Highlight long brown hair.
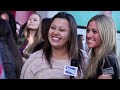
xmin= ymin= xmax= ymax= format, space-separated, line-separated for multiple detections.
xmin=42 ymin=12 xmax=85 ymax=74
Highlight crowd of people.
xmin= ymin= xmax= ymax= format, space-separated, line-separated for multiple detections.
xmin=0 ymin=11 xmax=119 ymax=79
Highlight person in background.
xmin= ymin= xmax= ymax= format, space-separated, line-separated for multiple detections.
xmin=16 ymin=21 xmax=21 ymax=38
xmin=77 ymin=35 xmax=84 ymax=50
xmin=17 ymin=12 xmax=43 ymax=63
xmin=32 ymin=18 xmax=51 ymax=53
xmin=20 ymin=12 xmax=88 ymax=79
xmin=84 ymin=14 xmax=119 ymax=79
xmin=0 ymin=11 xmax=18 ymax=44
xmin=0 ymin=19 xmax=23 ymax=79
xmin=41 ymin=18 xmax=51 ymax=41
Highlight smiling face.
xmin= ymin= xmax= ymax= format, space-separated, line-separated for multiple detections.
xmin=86 ymin=21 xmax=102 ymax=50
xmin=27 ymin=14 xmax=41 ymax=30
xmin=48 ymin=18 xmax=70 ymax=49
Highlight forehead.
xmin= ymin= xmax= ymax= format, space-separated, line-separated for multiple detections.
xmin=29 ymin=14 xmax=40 ymax=19
xmin=52 ymin=18 xmax=69 ymax=26
xmin=89 ymin=21 xmax=96 ymax=25
xmin=88 ymin=21 xmax=97 ymax=28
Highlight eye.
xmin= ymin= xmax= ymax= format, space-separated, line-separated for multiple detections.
xmin=50 ymin=26 xmax=55 ymax=30
xmin=34 ymin=19 xmax=37 ymax=21
xmin=86 ymin=29 xmax=90 ymax=33
xmin=93 ymin=29 xmax=98 ymax=34
xmin=59 ymin=29 xmax=65 ymax=31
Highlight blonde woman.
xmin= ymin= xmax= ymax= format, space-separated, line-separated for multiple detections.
xmin=84 ymin=15 xmax=119 ymax=79
xmin=18 ymin=12 xmax=43 ymax=62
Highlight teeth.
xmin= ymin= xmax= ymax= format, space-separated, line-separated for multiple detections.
xmin=52 ymin=37 xmax=59 ymax=41
xmin=88 ymin=40 xmax=95 ymax=42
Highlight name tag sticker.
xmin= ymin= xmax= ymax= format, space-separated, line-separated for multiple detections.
xmin=64 ymin=65 xmax=78 ymax=76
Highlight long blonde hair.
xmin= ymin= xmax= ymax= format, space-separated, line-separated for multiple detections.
xmin=23 ymin=12 xmax=43 ymax=54
xmin=84 ymin=15 xmax=117 ymax=78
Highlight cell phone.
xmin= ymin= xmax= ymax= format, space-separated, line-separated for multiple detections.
xmin=102 ymin=67 xmax=114 ymax=75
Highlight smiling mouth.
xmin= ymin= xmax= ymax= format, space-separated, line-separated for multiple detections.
xmin=52 ymin=36 xmax=60 ymax=42
xmin=87 ymin=40 xmax=95 ymax=44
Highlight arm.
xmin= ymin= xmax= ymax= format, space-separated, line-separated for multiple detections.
xmin=97 ymin=54 xmax=119 ymax=79
xmin=20 ymin=50 xmax=43 ymax=79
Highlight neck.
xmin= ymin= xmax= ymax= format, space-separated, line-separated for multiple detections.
xmin=28 ymin=30 xmax=36 ymax=44
xmin=52 ymin=47 xmax=69 ymax=60
xmin=94 ymin=47 xmax=100 ymax=56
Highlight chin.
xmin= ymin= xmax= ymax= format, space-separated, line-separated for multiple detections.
xmin=50 ymin=43 xmax=60 ymax=48
xmin=51 ymin=44 xmax=59 ymax=47
xmin=88 ymin=45 xmax=94 ymax=48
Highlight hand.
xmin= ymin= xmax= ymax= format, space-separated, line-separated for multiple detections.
xmin=98 ymin=74 xmax=112 ymax=79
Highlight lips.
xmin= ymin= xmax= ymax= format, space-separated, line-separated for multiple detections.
xmin=29 ymin=24 xmax=34 ymax=26
xmin=87 ymin=39 xmax=95 ymax=44
xmin=52 ymin=36 xmax=60 ymax=42
xmin=87 ymin=40 xmax=95 ymax=42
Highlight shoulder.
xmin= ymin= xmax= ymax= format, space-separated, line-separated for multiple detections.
xmin=29 ymin=50 xmax=43 ymax=59
xmin=17 ymin=36 xmax=26 ymax=48
xmin=25 ymin=50 xmax=44 ymax=65
xmin=20 ymin=50 xmax=45 ymax=79
xmin=33 ymin=41 xmax=45 ymax=53
xmin=104 ymin=52 xmax=118 ymax=68
xmin=18 ymin=36 xmax=26 ymax=43
xmin=101 ymin=52 xmax=119 ymax=79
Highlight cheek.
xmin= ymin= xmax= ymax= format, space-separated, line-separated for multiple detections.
xmin=27 ymin=22 xmax=29 ymax=26
xmin=97 ymin=38 xmax=102 ymax=45
xmin=35 ymin=23 xmax=40 ymax=28
xmin=95 ymin=35 xmax=102 ymax=46
xmin=62 ymin=33 xmax=69 ymax=42
xmin=48 ymin=29 xmax=52 ymax=36
xmin=96 ymin=34 xmax=101 ymax=42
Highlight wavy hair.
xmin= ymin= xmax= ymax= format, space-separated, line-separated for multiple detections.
xmin=84 ymin=14 xmax=118 ymax=78
xmin=23 ymin=12 xmax=43 ymax=54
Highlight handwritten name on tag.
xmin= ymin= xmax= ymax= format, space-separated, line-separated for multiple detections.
xmin=64 ymin=65 xmax=78 ymax=76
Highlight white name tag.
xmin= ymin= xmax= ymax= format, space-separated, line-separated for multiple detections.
xmin=64 ymin=65 xmax=78 ymax=76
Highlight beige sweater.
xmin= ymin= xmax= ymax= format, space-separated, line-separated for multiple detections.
xmin=20 ymin=50 xmax=88 ymax=79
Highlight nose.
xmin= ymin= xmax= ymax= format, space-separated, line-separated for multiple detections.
xmin=30 ymin=19 xmax=34 ymax=23
xmin=53 ymin=29 xmax=59 ymax=35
